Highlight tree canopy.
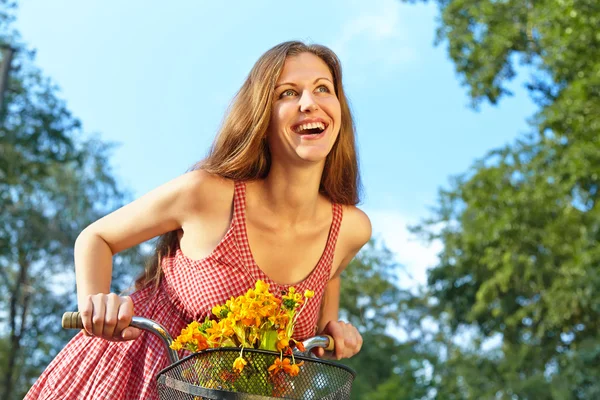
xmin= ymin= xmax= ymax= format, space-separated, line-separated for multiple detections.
xmin=402 ymin=0 xmax=600 ymax=397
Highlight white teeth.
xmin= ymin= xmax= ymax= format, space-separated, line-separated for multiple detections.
xmin=295 ymin=122 xmax=326 ymax=133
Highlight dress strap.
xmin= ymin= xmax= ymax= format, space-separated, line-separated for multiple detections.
xmin=232 ymin=181 xmax=256 ymax=267
xmin=232 ymin=181 xmax=247 ymax=225
xmin=320 ymin=203 xmax=343 ymax=271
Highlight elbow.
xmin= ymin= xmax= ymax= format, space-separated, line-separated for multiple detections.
xmin=75 ymin=226 xmax=116 ymax=256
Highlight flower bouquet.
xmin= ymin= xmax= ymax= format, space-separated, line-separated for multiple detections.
xmin=168 ymin=280 xmax=315 ymax=397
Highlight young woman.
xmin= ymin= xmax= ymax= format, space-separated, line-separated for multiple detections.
xmin=26 ymin=40 xmax=371 ymax=400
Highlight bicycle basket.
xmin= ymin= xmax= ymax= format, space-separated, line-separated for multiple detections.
xmin=156 ymin=347 xmax=355 ymax=400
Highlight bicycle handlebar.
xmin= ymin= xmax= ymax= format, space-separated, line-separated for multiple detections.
xmin=63 ymin=312 xmax=180 ymax=363
xmin=62 ymin=311 xmax=335 ymax=365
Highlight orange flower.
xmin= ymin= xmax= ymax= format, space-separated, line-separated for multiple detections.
xmin=291 ymin=339 xmax=305 ymax=353
xmin=288 ymin=361 xmax=304 ymax=377
xmin=268 ymin=357 xmax=294 ymax=375
xmin=233 ymin=356 xmax=247 ymax=373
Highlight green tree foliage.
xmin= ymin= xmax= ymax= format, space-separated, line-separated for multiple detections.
xmin=403 ymin=0 xmax=600 ymax=398
xmin=339 ymin=241 xmax=435 ymax=399
xmin=0 ymin=3 xmax=145 ymax=398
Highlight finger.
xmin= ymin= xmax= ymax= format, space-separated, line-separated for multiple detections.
xmin=115 ymin=296 xmax=133 ymax=338
xmin=103 ymin=293 xmax=119 ymax=338
xmin=355 ymin=329 xmax=363 ymax=354
xmin=80 ymin=295 xmax=94 ymax=336
xmin=91 ymin=294 xmax=106 ymax=337
xmin=330 ymin=323 xmax=345 ymax=360
xmin=121 ymin=327 xmax=142 ymax=341
xmin=344 ymin=325 xmax=357 ymax=352
xmin=344 ymin=325 xmax=361 ymax=357
xmin=345 ymin=325 xmax=361 ymax=357
xmin=313 ymin=347 xmax=324 ymax=358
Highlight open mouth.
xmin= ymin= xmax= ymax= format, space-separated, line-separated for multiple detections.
xmin=292 ymin=121 xmax=328 ymax=135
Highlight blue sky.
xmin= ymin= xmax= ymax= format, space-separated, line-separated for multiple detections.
xmin=16 ymin=0 xmax=536 ymax=286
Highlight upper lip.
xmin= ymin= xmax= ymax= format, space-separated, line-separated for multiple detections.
xmin=291 ymin=118 xmax=329 ymax=132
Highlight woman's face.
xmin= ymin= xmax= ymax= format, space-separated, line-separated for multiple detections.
xmin=267 ymin=52 xmax=341 ymax=165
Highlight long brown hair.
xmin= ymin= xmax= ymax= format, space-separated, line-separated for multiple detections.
xmin=135 ymin=41 xmax=362 ymax=290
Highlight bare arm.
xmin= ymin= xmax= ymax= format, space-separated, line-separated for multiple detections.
xmin=316 ymin=206 xmax=371 ymax=359
xmin=75 ymin=170 xmax=218 ymax=339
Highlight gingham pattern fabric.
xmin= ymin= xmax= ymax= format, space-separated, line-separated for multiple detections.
xmin=25 ymin=181 xmax=343 ymax=400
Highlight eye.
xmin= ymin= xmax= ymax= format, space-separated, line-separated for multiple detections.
xmin=316 ymin=85 xmax=331 ymax=93
xmin=279 ymin=89 xmax=297 ymax=98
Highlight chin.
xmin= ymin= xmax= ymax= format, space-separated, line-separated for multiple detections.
xmin=296 ymin=151 xmax=330 ymax=163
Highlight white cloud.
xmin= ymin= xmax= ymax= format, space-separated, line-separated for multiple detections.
xmin=332 ymin=0 xmax=417 ymax=70
xmin=367 ymin=209 xmax=442 ymax=288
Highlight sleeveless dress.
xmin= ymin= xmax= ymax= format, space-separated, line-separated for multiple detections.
xmin=25 ymin=181 xmax=343 ymax=400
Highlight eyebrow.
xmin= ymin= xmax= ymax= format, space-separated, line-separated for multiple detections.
xmin=275 ymin=77 xmax=333 ymax=89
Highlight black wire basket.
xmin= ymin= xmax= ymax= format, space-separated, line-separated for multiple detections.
xmin=156 ymin=348 xmax=355 ymax=400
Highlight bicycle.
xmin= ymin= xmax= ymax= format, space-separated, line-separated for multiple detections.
xmin=62 ymin=312 xmax=355 ymax=399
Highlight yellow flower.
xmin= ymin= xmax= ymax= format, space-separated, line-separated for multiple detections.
xmin=304 ymin=289 xmax=314 ymax=298
xmin=233 ymin=356 xmax=247 ymax=373
xmin=255 ymin=280 xmax=270 ymax=294
xmin=212 ymin=305 xmax=222 ymax=317
xmin=268 ymin=313 xmax=289 ymax=328
xmin=170 ymin=340 xmax=182 ymax=351
xmin=181 ymin=330 xmax=194 ymax=344
xmin=276 ymin=337 xmax=289 ymax=351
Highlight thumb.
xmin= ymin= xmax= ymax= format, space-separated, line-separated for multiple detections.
xmin=121 ymin=327 xmax=142 ymax=341
xmin=313 ymin=347 xmax=325 ymax=357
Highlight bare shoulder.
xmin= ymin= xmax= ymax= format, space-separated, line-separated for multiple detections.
xmin=175 ymin=169 xmax=234 ymax=213
xmin=331 ymin=205 xmax=371 ymax=275
xmin=340 ymin=205 xmax=372 ymax=249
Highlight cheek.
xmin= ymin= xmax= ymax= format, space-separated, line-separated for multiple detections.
xmin=269 ymin=104 xmax=290 ymax=132
xmin=266 ymin=109 xmax=282 ymax=138
xmin=326 ymin=101 xmax=342 ymax=132
xmin=323 ymin=98 xmax=341 ymax=117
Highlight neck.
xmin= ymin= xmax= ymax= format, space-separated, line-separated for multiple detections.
xmin=258 ymin=161 xmax=325 ymax=222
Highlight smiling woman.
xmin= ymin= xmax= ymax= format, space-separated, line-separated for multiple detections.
xmin=25 ymin=41 xmax=371 ymax=400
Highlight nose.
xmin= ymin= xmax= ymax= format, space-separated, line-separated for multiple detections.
xmin=299 ymin=90 xmax=318 ymax=113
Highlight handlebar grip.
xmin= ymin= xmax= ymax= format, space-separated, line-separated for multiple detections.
xmin=62 ymin=312 xmax=84 ymax=330
xmin=61 ymin=311 xmax=179 ymax=364
xmin=323 ymin=334 xmax=335 ymax=352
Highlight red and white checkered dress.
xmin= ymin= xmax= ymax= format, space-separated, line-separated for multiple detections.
xmin=25 ymin=181 xmax=343 ymax=400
